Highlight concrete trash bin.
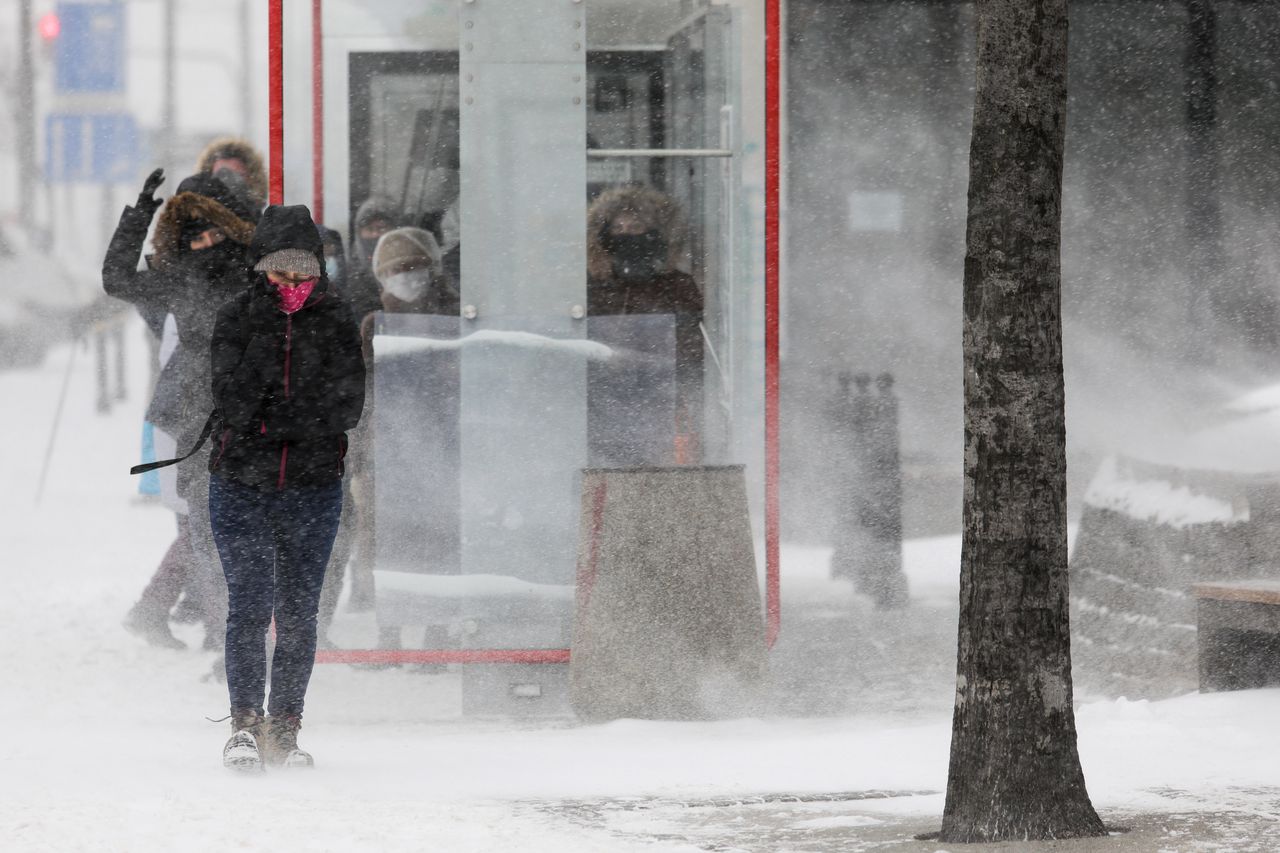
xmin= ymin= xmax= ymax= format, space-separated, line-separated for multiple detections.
xmin=570 ymin=465 xmax=768 ymax=721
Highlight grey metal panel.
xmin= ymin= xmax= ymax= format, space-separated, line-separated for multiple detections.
xmin=459 ymin=72 xmax=586 ymax=315
xmin=461 ymin=0 xmax=585 ymax=65
xmin=459 ymin=0 xmax=588 ymax=634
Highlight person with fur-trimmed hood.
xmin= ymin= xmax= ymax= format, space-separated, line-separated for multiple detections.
xmin=195 ymin=136 xmax=268 ymax=211
xmin=587 ymin=185 xmax=705 ymax=462
xmin=208 ymin=204 xmax=365 ymax=771
xmin=103 ymin=168 xmax=259 ymax=650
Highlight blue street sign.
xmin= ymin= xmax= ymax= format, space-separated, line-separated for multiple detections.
xmin=45 ymin=113 xmax=141 ymax=183
xmin=55 ymin=2 xmax=126 ymax=95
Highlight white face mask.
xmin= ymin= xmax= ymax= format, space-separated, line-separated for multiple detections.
xmin=382 ymin=269 xmax=432 ymax=302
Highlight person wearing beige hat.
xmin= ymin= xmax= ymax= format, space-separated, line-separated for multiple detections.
xmin=371 ymin=226 xmax=458 ymax=316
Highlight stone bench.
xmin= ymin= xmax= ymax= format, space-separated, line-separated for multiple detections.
xmin=1193 ymin=580 xmax=1280 ymax=692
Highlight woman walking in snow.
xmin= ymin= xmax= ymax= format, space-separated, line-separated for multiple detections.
xmin=208 ymin=204 xmax=365 ymax=770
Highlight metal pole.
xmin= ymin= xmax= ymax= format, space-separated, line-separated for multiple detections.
xmin=312 ymin=0 xmax=324 ymax=223
xmin=161 ymin=0 xmax=176 ymax=170
xmin=587 ymin=148 xmax=733 ymax=158
xmin=17 ymin=0 xmax=36 ymax=229
xmin=240 ymin=0 xmax=253 ymax=137
xmin=1186 ymin=0 xmax=1221 ymax=336
xmin=764 ymin=0 xmax=781 ymax=648
xmin=314 ymin=649 xmax=571 ymax=665
xmin=35 ymin=341 xmax=79 ymax=505
xmin=268 ymin=0 xmax=284 ymax=205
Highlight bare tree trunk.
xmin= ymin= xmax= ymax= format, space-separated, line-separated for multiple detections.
xmin=939 ymin=0 xmax=1106 ymax=842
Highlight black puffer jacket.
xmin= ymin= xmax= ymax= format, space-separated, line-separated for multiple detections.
xmin=102 ymin=174 xmax=258 ymax=449
xmin=208 ymin=205 xmax=366 ymax=491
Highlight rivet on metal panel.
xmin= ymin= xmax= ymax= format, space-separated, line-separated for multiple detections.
xmin=465 ymin=96 xmax=474 ymax=105
xmin=465 ymin=42 xmax=473 ymax=51
xmin=465 ymin=20 xmax=473 ymax=29
xmin=572 ymin=42 xmax=581 ymax=51
xmin=572 ymin=96 xmax=581 ymax=105
xmin=570 ymin=304 xmax=586 ymax=320
xmin=574 ymin=20 xmax=582 ymax=29
xmin=573 ymin=74 xmax=581 ymax=83
xmin=465 ymin=73 xmax=474 ymax=82
xmin=463 ymin=304 xmax=478 ymax=320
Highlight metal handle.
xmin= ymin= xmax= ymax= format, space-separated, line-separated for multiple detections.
xmin=587 ymin=148 xmax=733 ymax=159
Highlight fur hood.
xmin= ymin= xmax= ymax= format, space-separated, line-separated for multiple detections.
xmin=151 ymin=191 xmax=257 ymax=269
xmin=587 ymin=185 xmax=688 ymax=281
xmin=195 ymin=136 xmax=268 ymax=207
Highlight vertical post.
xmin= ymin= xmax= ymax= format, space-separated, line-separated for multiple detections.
xmin=17 ymin=0 xmax=36 ymax=230
xmin=764 ymin=0 xmax=782 ymax=647
xmin=240 ymin=0 xmax=253 ymax=137
xmin=459 ymin=0 xmax=587 ymax=586
xmin=1185 ymin=0 xmax=1220 ymax=333
xmin=114 ymin=321 xmax=127 ymax=401
xmin=268 ymin=0 xmax=285 ymax=205
xmin=161 ymin=0 xmax=176 ymax=170
xmin=312 ymin=0 xmax=324 ymax=224
xmin=95 ymin=328 xmax=109 ymax=413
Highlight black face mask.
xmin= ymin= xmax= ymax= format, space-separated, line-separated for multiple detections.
xmin=184 ymin=240 xmax=243 ymax=280
xmin=603 ymin=230 xmax=666 ymax=282
xmin=357 ymin=237 xmax=379 ymax=262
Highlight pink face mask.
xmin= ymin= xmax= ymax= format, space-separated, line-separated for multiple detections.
xmin=275 ymin=278 xmax=316 ymax=314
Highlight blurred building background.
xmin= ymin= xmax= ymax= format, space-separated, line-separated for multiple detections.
xmin=3 ymin=0 xmax=1280 ymax=543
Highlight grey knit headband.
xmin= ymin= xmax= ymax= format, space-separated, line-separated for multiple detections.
xmin=254 ymin=248 xmax=320 ymax=278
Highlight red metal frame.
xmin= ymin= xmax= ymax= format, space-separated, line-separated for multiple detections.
xmin=764 ymin=0 xmax=782 ymax=648
xmin=268 ymin=0 xmax=284 ymax=206
xmin=289 ymin=2 xmax=782 ymax=665
xmin=311 ymin=0 xmax=324 ymax=223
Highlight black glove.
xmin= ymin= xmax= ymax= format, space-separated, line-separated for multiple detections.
xmin=137 ymin=168 xmax=165 ymax=216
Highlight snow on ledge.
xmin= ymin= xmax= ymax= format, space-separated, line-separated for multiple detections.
xmin=1084 ymin=455 xmax=1247 ymax=528
xmin=373 ymin=570 xmax=576 ymax=601
xmin=1224 ymin=382 xmax=1280 ymax=415
xmin=374 ymin=330 xmax=614 ymax=362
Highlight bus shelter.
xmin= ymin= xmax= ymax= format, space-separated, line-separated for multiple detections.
xmin=265 ymin=0 xmax=780 ymax=714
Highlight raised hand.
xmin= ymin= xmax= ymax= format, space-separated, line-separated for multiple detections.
xmin=137 ymin=168 xmax=165 ymax=214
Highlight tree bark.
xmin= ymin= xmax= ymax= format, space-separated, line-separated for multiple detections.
xmin=939 ymin=0 xmax=1107 ymax=842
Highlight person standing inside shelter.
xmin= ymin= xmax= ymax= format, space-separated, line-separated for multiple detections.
xmin=209 ymin=204 xmax=365 ymax=771
xmin=586 ymin=186 xmax=705 ymax=464
xmin=344 ymin=195 xmax=399 ymax=320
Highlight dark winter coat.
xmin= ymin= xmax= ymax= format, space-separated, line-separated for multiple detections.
xmin=208 ymin=205 xmax=366 ymax=491
xmin=588 ymin=269 xmax=705 ymax=446
xmin=585 ymin=187 xmax=705 ymax=440
xmin=344 ymin=196 xmax=400 ymax=319
xmin=102 ymin=175 xmax=258 ymax=450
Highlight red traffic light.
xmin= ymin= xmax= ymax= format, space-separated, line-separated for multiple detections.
xmin=38 ymin=12 xmax=61 ymax=42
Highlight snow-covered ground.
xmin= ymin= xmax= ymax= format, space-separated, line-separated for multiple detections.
xmin=4 ymin=319 xmax=1280 ymax=852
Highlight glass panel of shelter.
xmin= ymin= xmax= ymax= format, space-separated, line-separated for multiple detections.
xmin=346 ymin=1 xmax=745 ymax=650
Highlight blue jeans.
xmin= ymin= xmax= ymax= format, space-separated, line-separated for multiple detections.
xmin=209 ymin=474 xmax=344 ymax=717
